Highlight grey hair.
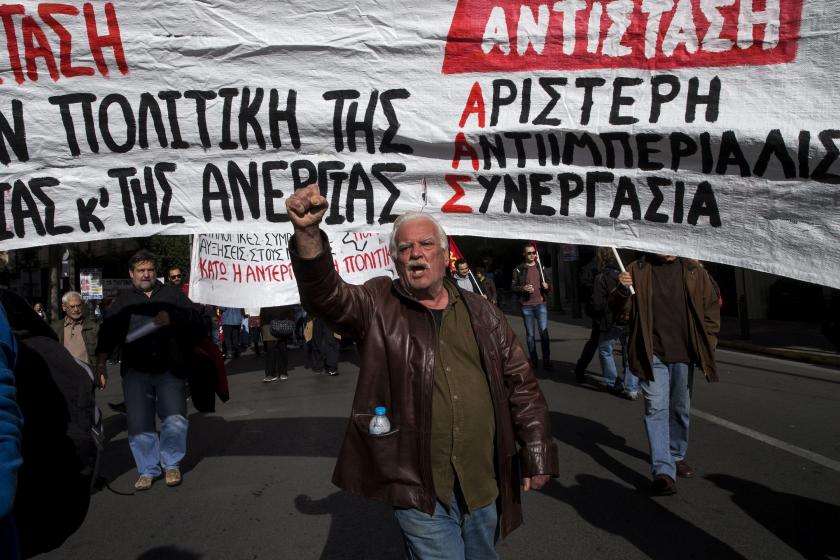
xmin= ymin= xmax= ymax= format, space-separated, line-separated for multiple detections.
xmin=389 ymin=213 xmax=448 ymax=255
xmin=61 ymin=291 xmax=83 ymax=305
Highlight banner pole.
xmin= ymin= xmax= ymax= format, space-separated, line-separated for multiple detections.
xmin=610 ymin=247 xmax=635 ymax=296
xmin=468 ymin=270 xmax=485 ymax=297
xmin=534 ymin=246 xmax=547 ymax=285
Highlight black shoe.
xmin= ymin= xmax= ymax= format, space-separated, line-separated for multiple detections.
xmin=606 ymin=384 xmax=624 ymax=396
xmin=543 ymin=359 xmax=553 ymax=370
xmin=675 ymin=460 xmax=695 ymax=478
xmin=108 ymin=401 xmax=126 ymax=414
xmin=574 ymin=371 xmax=586 ymax=383
xmin=327 ymin=369 xmax=339 ymax=376
xmin=650 ymin=475 xmax=676 ymax=496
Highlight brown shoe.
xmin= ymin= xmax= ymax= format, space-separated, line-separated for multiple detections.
xmin=165 ymin=468 xmax=182 ymax=487
xmin=134 ymin=475 xmax=154 ymax=491
xmin=676 ymin=460 xmax=695 ymax=478
xmin=650 ymin=474 xmax=676 ymax=496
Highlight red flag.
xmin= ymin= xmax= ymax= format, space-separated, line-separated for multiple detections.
xmin=448 ymin=237 xmax=464 ymax=272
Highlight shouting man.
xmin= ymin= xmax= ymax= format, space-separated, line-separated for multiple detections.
xmin=287 ymin=185 xmax=558 ymax=559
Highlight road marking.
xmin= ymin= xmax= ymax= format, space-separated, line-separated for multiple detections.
xmin=693 ymin=409 xmax=840 ymax=473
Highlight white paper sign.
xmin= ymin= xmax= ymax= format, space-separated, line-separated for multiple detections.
xmin=189 ymin=232 xmax=395 ymax=307
xmin=0 ymin=1 xmax=838 ymax=288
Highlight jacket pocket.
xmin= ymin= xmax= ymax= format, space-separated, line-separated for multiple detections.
xmin=346 ymin=413 xmax=423 ymax=488
xmin=352 ymin=413 xmax=399 ymax=438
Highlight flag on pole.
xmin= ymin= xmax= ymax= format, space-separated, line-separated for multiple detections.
xmin=448 ymin=236 xmax=465 ymax=272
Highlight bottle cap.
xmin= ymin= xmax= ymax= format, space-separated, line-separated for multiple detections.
xmin=374 ymin=406 xmax=386 ymax=415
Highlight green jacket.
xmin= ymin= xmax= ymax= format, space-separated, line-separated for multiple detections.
xmin=51 ymin=317 xmax=99 ymax=370
xmin=609 ymin=257 xmax=720 ymax=382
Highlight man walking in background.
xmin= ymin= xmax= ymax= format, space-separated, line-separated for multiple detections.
xmin=453 ymin=258 xmax=480 ymax=294
xmin=612 ymin=254 xmax=720 ymax=495
xmin=511 ymin=243 xmax=552 ymax=370
xmin=52 ymin=292 xmax=99 ymax=372
xmin=220 ymin=307 xmax=244 ymax=359
xmin=96 ymin=250 xmax=202 ymax=491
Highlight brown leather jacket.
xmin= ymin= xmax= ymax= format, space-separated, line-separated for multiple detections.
xmin=291 ymin=235 xmax=559 ymax=539
xmin=609 ymin=257 xmax=721 ymax=382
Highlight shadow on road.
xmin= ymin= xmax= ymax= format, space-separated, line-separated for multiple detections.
xmin=706 ymin=473 xmax=840 ymax=559
xmin=295 ymin=491 xmax=403 ymax=560
xmin=96 ymin=416 xmax=348 ymax=492
xmin=539 ymin=476 xmax=747 ymax=559
xmin=550 ymin=411 xmax=649 ymax=488
xmin=136 ymin=545 xmax=203 ymax=559
xmin=543 ymin=411 xmax=747 ymax=559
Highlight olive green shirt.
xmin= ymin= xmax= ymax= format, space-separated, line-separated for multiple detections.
xmin=430 ymin=282 xmax=497 ymax=511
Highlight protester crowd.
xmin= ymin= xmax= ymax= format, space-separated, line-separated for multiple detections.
xmin=0 ymin=194 xmax=722 ymax=559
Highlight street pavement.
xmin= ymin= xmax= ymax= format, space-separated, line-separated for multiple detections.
xmin=40 ymin=313 xmax=840 ymax=560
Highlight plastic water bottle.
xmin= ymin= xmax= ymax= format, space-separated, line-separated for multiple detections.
xmin=369 ymin=406 xmax=391 ymax=435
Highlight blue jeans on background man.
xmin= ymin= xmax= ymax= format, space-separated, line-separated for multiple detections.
xmin=123 ymin=369 xmax=188 ymax=478
xmin=394 ymin=493 xmax=498 ymax=560
xmin=598 ymin=325 xmax=639 ymax=395
xmin=520 ymin=303 xmax=550 ymax=364
xmin=640 ymin=356 xmax=693 ymax=480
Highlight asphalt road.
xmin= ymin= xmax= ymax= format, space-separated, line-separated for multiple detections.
xmin=39 ymin=313 xmax=840 ymax=560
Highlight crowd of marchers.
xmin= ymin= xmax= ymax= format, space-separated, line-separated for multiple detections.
xmin=0 ymin=183 xmax=720 ymax=559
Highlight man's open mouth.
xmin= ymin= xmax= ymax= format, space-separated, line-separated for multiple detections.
xmin=408 ymin=262 xmax=430 ymax=277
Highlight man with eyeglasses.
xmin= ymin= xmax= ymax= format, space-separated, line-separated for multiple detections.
xmin=52 ymin=291 xmax=99 ymax=372
xmin=167 ymin=267 xmax=183 ymax=285
xmin=511 ymin=244 xmax=552 ymax=370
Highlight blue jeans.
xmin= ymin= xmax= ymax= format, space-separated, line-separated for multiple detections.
xmin=598 ymin=325 xmax=638 ymax=393
xmin=520 ymin=303 xmax=550 ymax=362
xmin=123 ymin=369 xmax=188 ymax=477
xmin=394 ymin=495 xmax=498 ymax=560
xmin=640 ymin=356 xmax=693 ymax=480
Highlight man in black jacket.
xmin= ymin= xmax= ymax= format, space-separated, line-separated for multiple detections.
xmin=96 ymin=250 xmax=201 ymax=491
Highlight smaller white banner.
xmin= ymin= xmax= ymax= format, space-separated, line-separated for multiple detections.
xmin=189 ymin=232 xmax=396 ymax=308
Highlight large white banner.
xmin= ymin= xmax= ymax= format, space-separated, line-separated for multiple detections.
xmin=189 ymin=232 xmax=395 ymax=307
xmin=1 ymin=1 xmax=839 ymax=287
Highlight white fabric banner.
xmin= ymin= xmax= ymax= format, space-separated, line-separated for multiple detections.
xmin=189 ymin=232 xmax=395 ymax=307
xmin=1 ymin=1 xmax=838 ymax=287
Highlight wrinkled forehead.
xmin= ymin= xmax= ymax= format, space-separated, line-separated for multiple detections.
xmin=66 ymin=297 xmax=82 ymax=306
xmin=395 ymin=219 xmax=439 ymax=246
xmin=131 ymin=261 xmax=155 ymax=273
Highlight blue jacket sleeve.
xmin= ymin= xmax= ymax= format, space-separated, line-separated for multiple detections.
xmin=0 ymin=305 xmax=22 ymax=517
